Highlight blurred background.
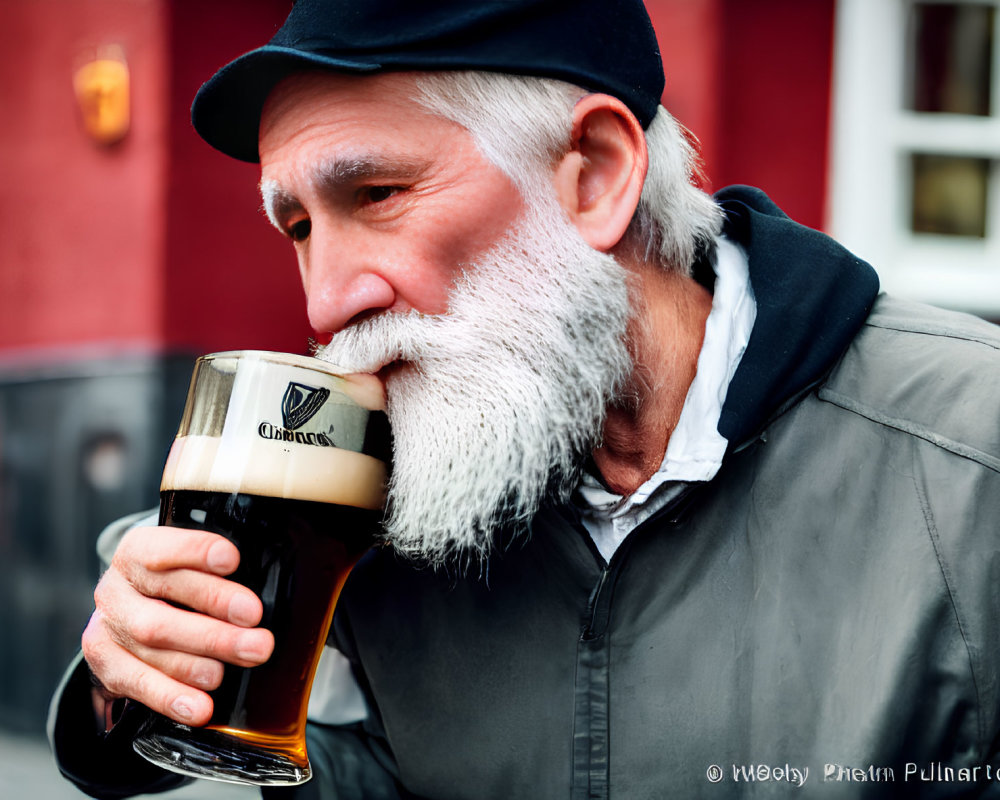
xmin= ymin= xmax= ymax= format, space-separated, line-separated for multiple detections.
xmin=1 ymin=0 xmax=997 ymax=796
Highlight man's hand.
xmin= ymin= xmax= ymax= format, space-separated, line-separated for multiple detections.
xmin=81 ymin=525 xmax=275 ymax=727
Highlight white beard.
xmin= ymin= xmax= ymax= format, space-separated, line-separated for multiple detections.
xmin=317 ymin=197 xmax=633 ymax=565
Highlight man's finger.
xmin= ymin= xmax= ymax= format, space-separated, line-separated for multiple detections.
xmin=95 ymin=574 xmax=274 ymax=666
xmin=132 ymin=567 xmax=263 ymax=627
xmin=82 ymin=612 xmax=214 ymax=726
xmin=114 ymin=525 xmax=240 ymax=576
xmin=111 ymin=526 xmax=261 ymax=626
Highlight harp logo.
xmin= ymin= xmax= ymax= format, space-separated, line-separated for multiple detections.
xmin=281 ymin=382 xmax=330 ymax=430
xmin=257 ymin=382 xmax=334 ymax=447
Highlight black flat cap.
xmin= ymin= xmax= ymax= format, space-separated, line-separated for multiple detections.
xmin=191 ymin=0 xmax=665 ymax=162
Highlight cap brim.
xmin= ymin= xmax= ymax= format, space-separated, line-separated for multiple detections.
xmin=191 ymin=46 xmax=382 ymax=163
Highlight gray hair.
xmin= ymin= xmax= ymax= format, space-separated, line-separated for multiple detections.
xmin=414 ymin=71 xmax=723 ymax=274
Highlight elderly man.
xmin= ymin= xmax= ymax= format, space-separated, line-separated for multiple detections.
xmin=51 ymin=1 xmax=1000 ymax=798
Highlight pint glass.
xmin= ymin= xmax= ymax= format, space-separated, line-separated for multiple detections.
xmin=132 ymin=351 xmax=389 ymax=785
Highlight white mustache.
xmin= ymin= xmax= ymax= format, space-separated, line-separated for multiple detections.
xmin=317 ymin=312 xmax=434 ymax=374
xmin=318 ymin=293 xmax=534 ymax=376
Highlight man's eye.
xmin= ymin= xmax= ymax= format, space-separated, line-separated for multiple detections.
xmin=361 ymin=186 xmax=401 ymax=205
xmin=288 ymin=219 xmax=311 ymax=241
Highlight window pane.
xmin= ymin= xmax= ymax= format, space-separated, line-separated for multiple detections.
xmin=909 ymin=3 xmax=994 ymax=115
xmin=911 ymin=153 xmax=990 ymax=236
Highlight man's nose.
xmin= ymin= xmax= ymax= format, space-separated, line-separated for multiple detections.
xmin=302 ymin=222 xmax=397 ymax=334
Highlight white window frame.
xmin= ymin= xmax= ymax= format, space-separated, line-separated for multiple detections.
xmin=828 ymin=0 xmax=1000 ymax=316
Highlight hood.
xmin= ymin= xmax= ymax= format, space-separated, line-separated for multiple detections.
xmin=714 ymin=185 xmax=880 ymax=446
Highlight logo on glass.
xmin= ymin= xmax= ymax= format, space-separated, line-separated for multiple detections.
xmin=281 ymin=383 xmax=330 ymax=430
xmin=258 ymin=382 xmax=334 ymax=447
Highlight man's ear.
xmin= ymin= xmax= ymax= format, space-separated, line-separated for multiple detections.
xmin=553 ymin=94 xmax=648 ymax=252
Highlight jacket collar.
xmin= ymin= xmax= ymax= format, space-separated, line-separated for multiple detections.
xmin=713 ymin=185 xmax=880 ymax=446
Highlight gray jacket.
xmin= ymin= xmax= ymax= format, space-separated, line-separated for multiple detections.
xmin=320 ymin=295 xmax=1000 ymax=800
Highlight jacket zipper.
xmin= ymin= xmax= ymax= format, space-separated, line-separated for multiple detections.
xmin=582 ymin=568 xmax=609 ymax=641
xmin=573 ymin=485 xmax=705 ymax=799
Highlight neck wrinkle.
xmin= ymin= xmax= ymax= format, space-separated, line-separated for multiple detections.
xmin=593 ymin=266 xmax=712 ymax=497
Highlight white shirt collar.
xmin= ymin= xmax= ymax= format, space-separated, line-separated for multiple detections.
xmin=576 ymin=235 xmax=756 ymax=559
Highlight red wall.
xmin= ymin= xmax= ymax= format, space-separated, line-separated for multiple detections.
xmin=715 ymin=0 xmax=836 ymax=232
xmin=0 ymin=0 xmax=309 ymax=359
xmin=0 ymin=0 xmax=168 ymax=352
xmin=162 ymin=0 xmax=311 ymax=355
xmin=648 ymin=0 xmax=836 ymax=231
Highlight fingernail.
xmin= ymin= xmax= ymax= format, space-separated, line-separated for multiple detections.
xmin=228 ymin=593 xmax=259 ymax=627
xmin=206 ymin=540 xmax=237 ymax=573
xmin=170 ymin=695 xmax=196 ymax=722
xmin=191 ymin=664 xmax=220 ymax=690
xmin=236 ymin=633 xmax=270 ymax=663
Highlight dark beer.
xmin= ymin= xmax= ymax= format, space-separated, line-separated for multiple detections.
xmin=158 ymin=488 xmax=380 ymax=769
xmin=132 ymin=351 xmax=389 ymax=785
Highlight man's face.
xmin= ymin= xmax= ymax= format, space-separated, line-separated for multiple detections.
xmin=259 ymin=72 xmax=633 ymax=564
xmin=259 ymin=72 xmax=527 ymax=340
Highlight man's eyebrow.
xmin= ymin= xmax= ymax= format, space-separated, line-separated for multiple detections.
xmin=317 ymin=155 xmax=425 ymax=183
xmin=260 ymin=155 xmax=428 ymax=229
xmin=260 ymin=180 xmax=301 ymax=230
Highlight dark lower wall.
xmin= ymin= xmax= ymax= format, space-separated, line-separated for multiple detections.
xmin=0 ymin=351 xmax=193 ymax=733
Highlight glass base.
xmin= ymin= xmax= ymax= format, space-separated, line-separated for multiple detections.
xmin=132 ymin=717 xmax=311 ymax=787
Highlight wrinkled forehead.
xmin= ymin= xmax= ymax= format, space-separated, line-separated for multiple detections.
xmin=259 ymin=70 xmax=437 ymax=149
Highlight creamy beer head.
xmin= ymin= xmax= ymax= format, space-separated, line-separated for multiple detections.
xmin=161 ymin=351 xmax=389 ymax=510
